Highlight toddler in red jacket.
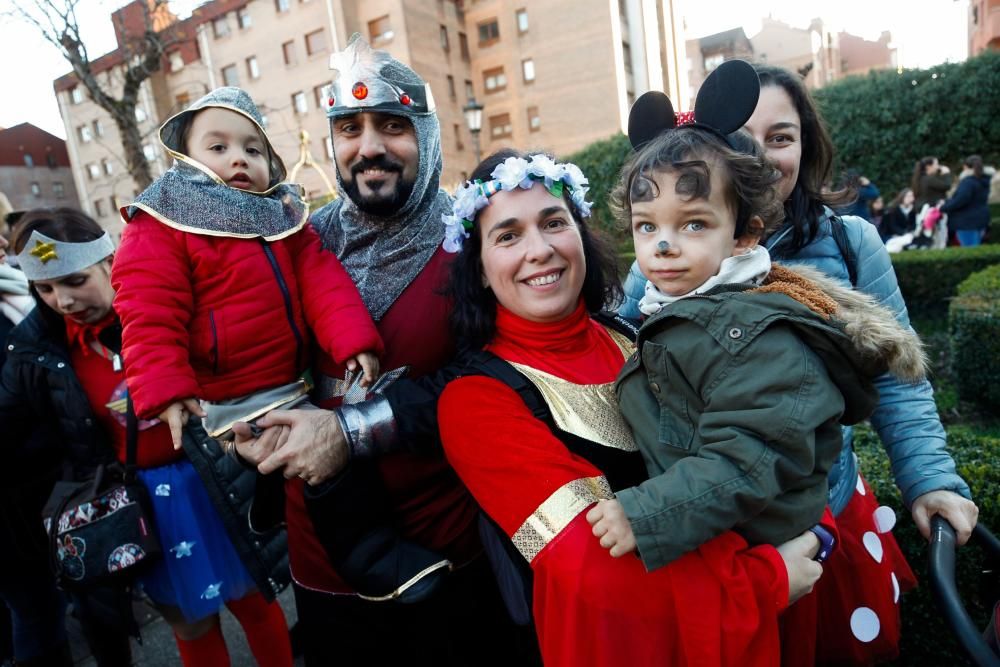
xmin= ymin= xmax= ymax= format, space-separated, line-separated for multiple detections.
xmin=113 ymin=87 xmax=383 ymax=445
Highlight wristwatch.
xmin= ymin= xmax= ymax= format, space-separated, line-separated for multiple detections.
xmin=808 ymin=524 xmax=837 ymax=563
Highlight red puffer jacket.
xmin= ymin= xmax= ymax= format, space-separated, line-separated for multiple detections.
xmin=112 ymin=211 xmax=383 ymax=419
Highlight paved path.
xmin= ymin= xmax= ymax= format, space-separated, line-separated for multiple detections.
xmin=71 ymin=587 xmax=301 ymax=666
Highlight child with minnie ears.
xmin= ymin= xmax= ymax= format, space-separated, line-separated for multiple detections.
xmin=588 ymin=60 xmax=928 ymax=662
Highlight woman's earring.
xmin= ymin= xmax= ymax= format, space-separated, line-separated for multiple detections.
xmin=657 ymin=240 xmax=670 ymax=254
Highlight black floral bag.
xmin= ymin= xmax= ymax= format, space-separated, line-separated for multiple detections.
xmin=43 ymin=394 xmax=160 ymax=590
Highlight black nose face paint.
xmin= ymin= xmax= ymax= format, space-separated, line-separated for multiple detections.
xmin=657 ymin=240 xmax=670 ymax=253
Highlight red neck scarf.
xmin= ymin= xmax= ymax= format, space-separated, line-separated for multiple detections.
xmin=63 ymin=310 xmax=118 ymax=358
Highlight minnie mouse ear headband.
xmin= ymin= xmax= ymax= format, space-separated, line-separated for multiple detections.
xmin=627 ymin=59 xmax=760 ymax=150
xmin=441 ymin=154 xmax=593 ymax=253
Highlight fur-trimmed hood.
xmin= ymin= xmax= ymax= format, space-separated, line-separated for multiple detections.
xmin=756 ymin=263 xmax=927 ymax=383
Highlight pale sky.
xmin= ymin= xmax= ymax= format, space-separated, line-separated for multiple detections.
xmin=0 ymin=0 xmax=970 ymax=140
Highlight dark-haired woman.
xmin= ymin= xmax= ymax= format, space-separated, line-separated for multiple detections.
xmin=621 ymin=64 xmax=978 ymax=664
xmin=911 ymin=156 xmax=952 ymax=212
xmin=941 ymin=155 xmax=991 ymax=246
xmin=437 ymin=150 xmax=824 ymax=667
xmin=0 ymin=208 xmax=292 ymax=667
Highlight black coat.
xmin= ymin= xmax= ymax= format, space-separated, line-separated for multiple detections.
xmin=881 ymin=206 xmax=916 ymax=240
xmin=1 ymin=308 xmax=289 ymax=599
xmin=941 ymin=174 xmax=992 ymax=231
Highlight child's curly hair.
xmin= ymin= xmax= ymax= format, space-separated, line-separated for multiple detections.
xmin=611 ymin=128 xmax=784 ymax=239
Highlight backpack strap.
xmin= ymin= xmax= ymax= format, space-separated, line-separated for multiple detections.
xmin=829 ymin=215 xmax=859 ymax=288
xmin=593 ymin=310 xmax=640 ymax=342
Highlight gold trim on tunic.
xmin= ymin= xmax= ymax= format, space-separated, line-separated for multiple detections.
xmin=513 ymin=476 xmax=613 ymax=562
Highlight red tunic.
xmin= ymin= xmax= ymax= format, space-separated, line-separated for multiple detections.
xmin=437 ymin=302 xmax=792 ymax=667
xmin=113 ymin=211 xmax=383 ymax=419
xmin=286 ymin=247 xmax=482 ymax=594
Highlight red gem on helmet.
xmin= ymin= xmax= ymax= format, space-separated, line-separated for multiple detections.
xmin=328 ymin=96 xmax=335 ymax=107
xmin=400 ymin=93 xmax=412 ymax=106
xmin=675 ymin=111 xmax=695 ymax=126
xmin=352 ymin=82 xmax=368 ymax=100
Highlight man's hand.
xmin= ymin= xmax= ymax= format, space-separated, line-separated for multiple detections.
xmin=776 ymin=530 xmax=823 ymax=605
xmin=586 ymin=498 xmax=638 ymax=558
xmin=158 ymin=398 xmax=206 ymax=450
xmin=911 ymin=490 xmax=979 ymax=546
xmin=232 ymin=422 xmax=290 ymax=466
xmin=253 ymin=408 xmax=350 ymax=486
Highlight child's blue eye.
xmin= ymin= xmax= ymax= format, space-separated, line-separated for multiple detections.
xmin=685 ymin=221 xmax=705 ymax=232
xmin=635 ymin=222 xmax=655 ymax=234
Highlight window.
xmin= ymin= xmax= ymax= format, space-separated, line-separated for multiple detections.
xmin=483 ymin=66 xmax=506 ymax=93
xmin=282 ymin=40 xmax=297 ymax=65
xmin=94 ymin=199 xmax=106 ymax=217
xmin=464 ymin=79 xmax=474 ymax=100
xmin=703 ymin=53 xmax=724 ymax=72
xmin=458 ymin=32 xmax=470 ymax=61
xmin=221 ymin=64 xmax=239 ymax=87
xmin=440 ymin=25 xmax=449 ymax=51
xmin=70 ymin=87 xmax=84 ymax=104
xmin=314 ymin=84 xmax=332 ymax=110
xmin=238 ymin=7 xmax=252 ymax=28
xmin=23 ymin=154 xmax=34 ymax=168
xmin=368 ymin=15 xmax=393 ymax=45
xmin=453 ymin=123 xmax=464 ymax=150
xmin=306 ymin=28 xmax=327 ymax=56
xmin=87 ymin=163 xmax=101 ymax=180
xmin=102 ymin=158 xmax=113 ymax=175
xmin=446 ymin=75 xmax=456 ymax=100
xmin=292 ymin=91 xmax=308 ymax=114
xmin=53 ymin=182 xmax=65 ymax=198
xmin=212 ymin=16 xmax=229 ymax=38
xmin=135 ymin=107 xmax=147 ymax=123
xmin=275 ymin=0 xmax=290 ymax=12
xmin=245 ymin=56 xmax=260 ymax=80
xmin=516 ymin=8 xmax=528 ymax=33
xmin=109 ymin=196 xmax=118 ymax=213
xmin=31 ymin=182 xmax=41 ymax=197
xmin=46 ymin=154 xmax=57 ymax=168
xmin=78 ymin=125 xmax=93 ymax=143
xmin=622 ymin=41 xmax=633 ymax=74
xmin=489 ymin=112 xmax=512 ymax=139
xmin=522 ymin=58 xmax=535 ymax=83
xmin=478 ymin=19 xmax=499 ymax=46
xmin=324 ymin=137 xmax=334 ymax=161
xmin=527 ymin=106 xmax=540 ymax=132
xmin=93 ymin=119 xmax=104 ymax=137
xmin=142 ymin=144 xmax=156 ymax=161
xmin=169 ymin=51 xmax=185 ymax=72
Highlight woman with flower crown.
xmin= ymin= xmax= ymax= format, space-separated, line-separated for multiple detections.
xmin=436 ymin=149 xmax=824 ymax=667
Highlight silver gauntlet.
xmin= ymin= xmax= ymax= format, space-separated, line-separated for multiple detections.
xmin=333 ymin=394 xmax=398 ymax=460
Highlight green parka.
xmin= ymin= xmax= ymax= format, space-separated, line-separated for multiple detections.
xmin=614 ymin=265 xmax=926 ymax=572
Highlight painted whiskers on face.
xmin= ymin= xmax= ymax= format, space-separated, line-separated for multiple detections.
xmin=479 ymin=187 xmax=587 ymax=324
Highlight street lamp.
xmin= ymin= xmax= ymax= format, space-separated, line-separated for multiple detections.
xmin=463 ymin=96 xmax=484 ymax=164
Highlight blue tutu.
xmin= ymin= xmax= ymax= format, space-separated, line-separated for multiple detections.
xmin=137 ymin=459 xmax=255 ymax=622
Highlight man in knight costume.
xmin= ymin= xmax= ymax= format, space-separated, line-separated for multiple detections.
xmin=235 ymin=35 xmax=529 ymax=666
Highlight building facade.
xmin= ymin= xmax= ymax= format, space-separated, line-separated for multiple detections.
xmin=0 ymin=123 xmax=80 ymax=213
xmin=685 ymin=27 xmax=754 ymax=107
xmin=969 ymin=0 xmax=1000 ymax=55
xmin=54 ymin=0 xmax=686 ymax=233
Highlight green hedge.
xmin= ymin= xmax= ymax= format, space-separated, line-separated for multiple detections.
xmin=563 ymin=133 xmax=632 ymax=242
xmin=815 ymin=50 xmax=1000 ymax=197
xmin=890 ymin=245 xmax=1000 ymax=316
xmin=949 ymin=265 xmax=1000 ymax=415
xmin=856 ymin=426 xmax=1000 ymax=666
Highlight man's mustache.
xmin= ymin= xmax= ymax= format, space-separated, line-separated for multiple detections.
xmin=351 ymin=157 xmax=403 ymax=178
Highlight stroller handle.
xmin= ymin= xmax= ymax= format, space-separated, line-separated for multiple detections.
xmin=928 ymin=515 xmax=1000 ymax=667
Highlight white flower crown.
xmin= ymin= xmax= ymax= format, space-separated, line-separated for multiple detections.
xmin=441 ymin=154 xmax=593 ymax=253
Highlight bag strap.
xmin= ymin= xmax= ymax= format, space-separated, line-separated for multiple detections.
xmin=124 ymin=392 xmax=139 ymax=482
xmin=829 ymin=216 xmax=859 ymax=288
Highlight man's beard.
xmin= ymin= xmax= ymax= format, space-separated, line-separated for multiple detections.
xmin=343 ymin=156 xmax=416 ymax=216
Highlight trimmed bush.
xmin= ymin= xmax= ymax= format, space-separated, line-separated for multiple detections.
xmin=890 ymin=245 xmax=1000 ymax=316
xmin=815 ymin=50 xmax=1000 ymax=197
xmin=855 ymin=426 xmax=1000 ymax=666
xmin=949 ymin=265 xmax=1000 ymax=415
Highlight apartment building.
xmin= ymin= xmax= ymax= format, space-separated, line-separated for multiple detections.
xmin=970 ymin=0 xmax=1000 ymax=55
xmin=55 ymin=0 xmax=685 ymax=232
xmin=0 ymin=123 xmax=80 ymax=213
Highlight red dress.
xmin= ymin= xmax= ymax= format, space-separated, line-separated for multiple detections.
xmin=437 ymin=302 xmax=793 ymax=667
